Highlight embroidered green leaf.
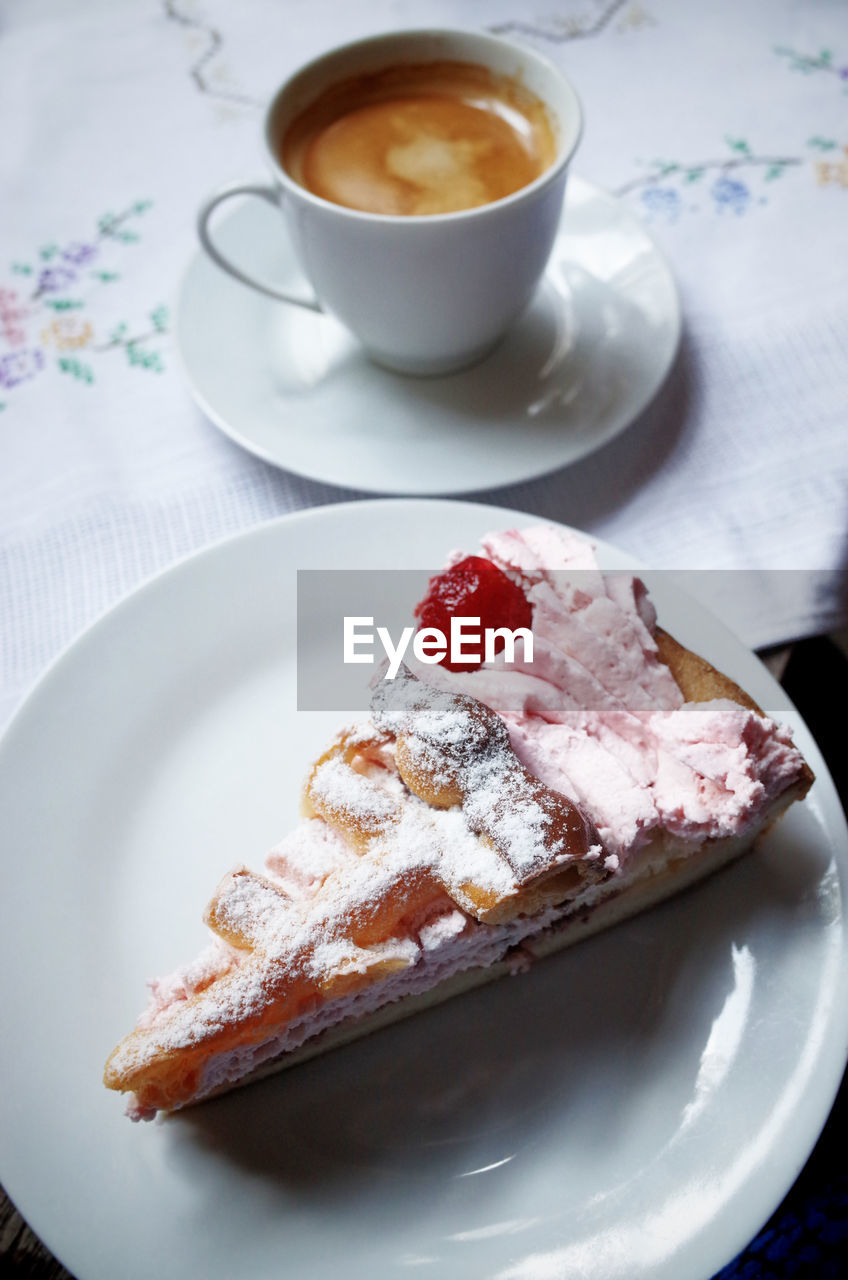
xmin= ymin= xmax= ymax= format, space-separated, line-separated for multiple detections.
xmin=774 ymin=46 xmax=812 ymax=73
xmin=150 ymin=305 xmax=169 ymax=333
xmin=39 ymin=244 xmax=60 ymax=260
xmin=685 ymin=167 xmax=704 ymax=183
xmin=98 ymin=213 xmax=116 ymax=234
xmin=726 ymin=137 xmax=751 ymax=155
xmin=109 ymin=323 xmax=128 ymax=343
xmin=115 ymin=230 xmax=140 ymax=244
xmin=11 ymin=262 xmax=33 ymax=275
xmin=808 ymin=136 xmax=838 ymax=151
xmin=46 ymin=298 xmax=84 ymax=310
xmin=0 ymin=401 xmax=6 ymax=412
xmin=126 ymin=343 xmax=164 ymax=373
xmin=819 ymin=49 xmax=833 ymax=64
xmin=132 ymin=199 xmax=153 ymax=215
xmin=58 ymin=357 xmax=94 ymax=383
xmin=764 ymin=164 xmax=785 ymax=181
xmin=92 ymin=270 xmax=120 ymax=282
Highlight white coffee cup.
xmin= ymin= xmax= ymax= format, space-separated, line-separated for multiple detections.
xmin=197 ymin=29 xmax=582 ymax=376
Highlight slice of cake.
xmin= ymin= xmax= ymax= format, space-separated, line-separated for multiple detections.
xmin=104 ymin=527 xmax=813 ymax=1120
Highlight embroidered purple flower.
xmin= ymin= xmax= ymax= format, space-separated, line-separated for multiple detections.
xmin=0 ymin=348 xmax=45 ymax=389
xmin=712 ymin=175 xmax=750 ymax=214
xmin=640 ymin=185 xmax=681 ymax=222
xmin=62 ymin=241 xmax=98 ymax=267
xmin=36 ymin=264 xmax=78 ymax=295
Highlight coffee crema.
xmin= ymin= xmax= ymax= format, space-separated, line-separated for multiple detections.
xmin=280 ymin=61 xmax=558 ymax=216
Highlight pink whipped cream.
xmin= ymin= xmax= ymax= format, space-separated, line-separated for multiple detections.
xmin=409 ymin=527 xmax=807 ymax=861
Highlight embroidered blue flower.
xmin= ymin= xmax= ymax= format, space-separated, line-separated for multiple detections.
xmin=0 ymin=348 xmax=44 ymax=388
xmin=62 ymin=242 xmax=98 ymax=267
xmin=37 ymin=264 xmax=78 ymax=294
xmin=640 ymin=184 xmax=681 ymax=221
xmin=712 ymin=174 xmax=751 ymax=214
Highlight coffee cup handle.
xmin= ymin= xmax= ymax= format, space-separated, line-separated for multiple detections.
xmin=197 ymin=181 xmax=323 ymax=312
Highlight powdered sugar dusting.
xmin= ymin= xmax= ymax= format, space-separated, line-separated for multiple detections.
xmin=310 ymin=756 xmax=401 ymax=829
xmin=137 ymin=939 xmax=241 ymax=1030
xmin=208 ymin=868 xmax=292 ymax=949
xmin=371 ymin=668 xmax=601 ymax=883
xmin=266 ymin=819 xmax=353 ymax=899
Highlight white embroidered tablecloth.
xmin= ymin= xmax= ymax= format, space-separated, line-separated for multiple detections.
xmin=2 ymin=0 xmax=847 ymax=727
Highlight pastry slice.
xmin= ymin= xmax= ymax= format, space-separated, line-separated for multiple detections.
xmin=104 ymin=528 xmax=813 ymax=1120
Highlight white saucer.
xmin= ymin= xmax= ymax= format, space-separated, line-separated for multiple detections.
xmin=176 ymin=178 xmax=680 ymax=494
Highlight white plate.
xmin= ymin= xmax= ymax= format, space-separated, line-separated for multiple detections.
xmin=1 ymin=500 xmax=845 ymax=1280
xmin=175 ymin=178 xmax=680 ymax=494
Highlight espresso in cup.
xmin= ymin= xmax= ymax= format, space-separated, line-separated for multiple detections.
xmin=280 ymin=61 xmax=558 ymax=216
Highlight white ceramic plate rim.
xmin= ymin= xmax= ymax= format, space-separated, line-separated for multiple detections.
xmin=0 ymin=499 xmax=846 ymax=1280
